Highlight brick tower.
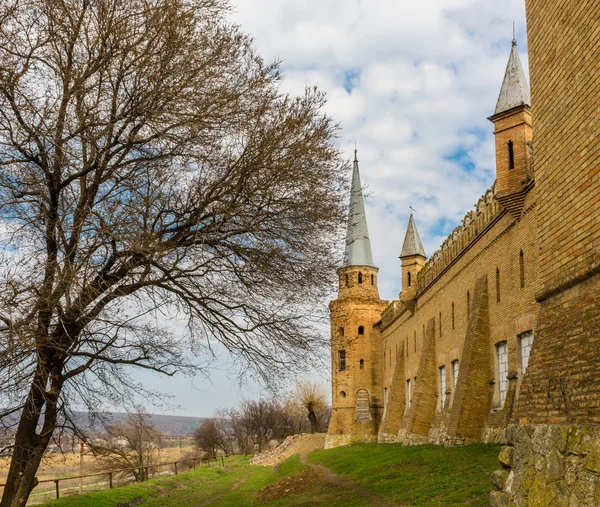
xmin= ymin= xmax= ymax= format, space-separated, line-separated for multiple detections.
xmin=399 ymin=214 xmax=426 ymax=303
xmin=488 ymin=39 xmax=533 ymax=220
xmin=326 ymin=150 xmax=388 ymax=448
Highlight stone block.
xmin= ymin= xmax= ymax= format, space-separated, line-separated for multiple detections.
xmin=499 ymin=446 xmax=514 ymax=468
xmin=492 ymin=469 xmax=511 ymax=490
xmin=490 ymin=490 xmax=509 ymax=507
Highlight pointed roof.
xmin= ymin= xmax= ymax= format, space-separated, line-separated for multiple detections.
xmin=400 ymin=214 xmax=426 ymax=259
xmin=494 ymin=39 xmax=531 ymax=115
xmin=343 ymin=150 xmax=375 ymax=267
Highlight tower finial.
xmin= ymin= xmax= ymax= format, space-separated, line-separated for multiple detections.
xmin=512 ymin=22 xmax=517 ymax=46
xmin=354 ymin=142 xmax=358 ymax=162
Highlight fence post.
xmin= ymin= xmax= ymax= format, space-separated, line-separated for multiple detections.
xmin=193 ymin=458 xmax=196 ymax=470
xmin=54 ymin=479 xmax=60 ymax=499
xmin=174 ymin=462 xmax=178 ymax=476
xmin=220 ymin=456 xmax=224 ymax=467
xmin=108 ymin=471 xmax=113 ymax=489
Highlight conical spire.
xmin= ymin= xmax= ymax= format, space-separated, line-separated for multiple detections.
xmin=494 ymin=39 xmax=531 ymax=115
xmin=343 ymin=150 xmax=375 ymax=267
xmin=400 ymin=214 xmax=426 ymax=259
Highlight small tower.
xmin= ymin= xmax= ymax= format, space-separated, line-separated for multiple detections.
xmin=399 ymin=214 xmax=426 ymax=302
xmin=488 ymin=38 xmax=533 ymax=219
xmin=327 ymin=150 xmax=388 ymax=447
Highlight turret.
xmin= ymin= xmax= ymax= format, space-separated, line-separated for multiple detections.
xmin=488 ymin=39 xmax=533 ymax=220
xmin=399 ymin=214 xmax=426 ymax=302
xmin=327 ymin=149 xmax=387 ymax=446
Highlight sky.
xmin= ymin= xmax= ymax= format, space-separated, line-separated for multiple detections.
xmin=118 ymin=0 xmax=529 ymax=417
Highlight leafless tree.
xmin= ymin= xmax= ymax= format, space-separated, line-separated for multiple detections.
xmin=290 ymin=381 xmax=330 ymax=433
xmin=91 ymin=409 xmax=162 ymax=482
xmin=0 ymin=0 xmax=347 ymax=504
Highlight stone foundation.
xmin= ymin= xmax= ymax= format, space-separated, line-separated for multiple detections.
xmin=324 ymin=434 xmax=378 ymax=449
xmin=490 ymin=424 xmax=600 ymax=506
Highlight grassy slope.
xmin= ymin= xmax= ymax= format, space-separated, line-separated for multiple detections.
xmin=309 ymin=443 xmax=501 ymax=507
xmin=39 ymin=444 xmax=500 ymax=507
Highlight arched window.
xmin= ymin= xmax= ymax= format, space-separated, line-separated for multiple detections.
xmin=452 ymin=302 xmax=455 ymax=330
xmin=371 ymin=274 xmax=374 ymax=285
xmin=408 ymin=271 xmax=411 ymax=287
xmin=358 ymin=272 xmax=363 ymax=284
xmin=359 ymin=359 xmax=364 ymax=369
xmin=496 ymin=268 xmax=501 ymax=303
xmin=519 ymin=251 xmax=525 ymax=288
xmin=508 ymin=140 xmax=515 ymax=169
xmin=358 ymin=326 xmax=364 ymax=335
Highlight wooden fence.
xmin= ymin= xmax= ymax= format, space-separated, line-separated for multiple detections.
xmin=0 ymin=454 xmax=229 ymax=503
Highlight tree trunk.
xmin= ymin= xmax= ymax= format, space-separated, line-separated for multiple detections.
xmin=0 ymin=371 xmax=59 ymax=507
xmin=308 ymin=408 xmax=318 ymax=434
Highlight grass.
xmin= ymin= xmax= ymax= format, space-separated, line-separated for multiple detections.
xmin=309 ymin=443 xmax=501 ymax=506
xmin=37 ymin=443 xmax=501 ymax=506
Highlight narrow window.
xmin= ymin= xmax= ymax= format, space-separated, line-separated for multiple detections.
xmin=406 ymin=337 xmax=409 ymax=358
xmin=508 ymin=140 xmax=514 ymax=169
xmin=518 ymin=331 xmax=534 ymax=376
xmin=360 ymin=358 xmax=364 ymax=370
xmin=358 ymin=325 xmax=364 ymax=335
xmin=452 ymin=302 xmax=455 ymax=330
xmin=405 ymin=379 xmax=412 ymax=412
xmin=389 ymin=349 xmax=392 ymax=367
xmin=384 ymin=387 xmax=388 ymax=410
xmin=439 ymin=366 xmax=447 ymax=409
xmin=439 ymin=312 xmax=442 ymax=338
xmin=496 ymin=342 xmax=508 ymax=407
xmin=519 ymin=250 xmax=525 ymax=288
xmin=384 ymin=350 xmax=386 ymax=369
xmin=339 ymin=327 xmax=344 ymax=337
xmin=371 ymin=274 xmax=374 ymax=285
xmin=345 ymin=274 xmax=349 ymax=287
xmin=496 ymin=268 xmax=501 ymax=303
xmin=408 ymin=271 xmax=411 ymax=287
xmin=451 ymin=359 xmax=459 ymax=387
xmin=358 ymin=272 xmax=363 ymax=284
xmin=338 ymin=350 xmax=346 ymax=371
xmin=467 ymin=291 xmax=470 ymax=320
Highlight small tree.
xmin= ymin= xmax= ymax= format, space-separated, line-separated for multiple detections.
xmin=193 ymin=420 xmax=220 ymax=457
xmin=291 ymin=381 xmax=329 ymax=433
xmin=91 ymin=410 xmax=162 ymax=482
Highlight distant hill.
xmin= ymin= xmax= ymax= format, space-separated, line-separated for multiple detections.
xmin=72 ymin=412 xmax=209 ymax=436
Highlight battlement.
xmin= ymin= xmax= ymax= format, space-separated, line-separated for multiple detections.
xmin=416 ymin=182 xmax=502 ymax=294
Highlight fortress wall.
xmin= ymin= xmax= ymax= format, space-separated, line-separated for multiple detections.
xmin=491 ymin=0 xmax=600 ymax=504
xmin=379 ymin=190 xmax=539 ymax=444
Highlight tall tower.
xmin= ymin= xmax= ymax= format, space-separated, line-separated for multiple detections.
xmin=488 ymin=39 xmax=533 ymax=220
xmin=399 ymin=214 xmax=426 ymax=303
xmin=326 ymin=150 xmax=388 ymax=447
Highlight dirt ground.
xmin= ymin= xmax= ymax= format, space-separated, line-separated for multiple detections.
xmin=251 ymin=433 xmax=326 ymax=467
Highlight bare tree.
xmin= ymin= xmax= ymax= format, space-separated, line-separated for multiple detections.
xmin=0 ymin=0 xmax=347 ymax=504
xmin=290 ymin=381 xmax=329 ymax=433
xmin=91 ymin=409 xmax=162 ymax=482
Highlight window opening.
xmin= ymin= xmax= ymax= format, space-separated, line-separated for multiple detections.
xmin=451 ymin=360 xmax=459 ymax=387
xmin=358 ymin=325 xmax=364 ymax=335
xmin=519 ymin=251 xmax=525 ymax=288
xmin=371 ymin=274 xmax=374 ymax=285
xmin=339 ymin=327 xmax=344 ymax=337
xmin=338 ymin=350 xmax=346 ymax=371
xmin=439 ymin=312 xmax=442 ymax=337
xmin=452 ymin=302 xmax=455 ymax=330
xmin=358 ymin=272 xmax=363 ymax=284
xmin=405 ymin=379 xmax=412 ymax=412
xmin=360 ymin=359 xmax=364 ymax=369
xmin=496 ymin=268 xmax=501 ymax=303
xmin=345 ymin=274 xmax=349 ymax=287
xmin=518 ymin=331 xmax=534 ymax=376
xmin=508 ymin=140 xmax=515 ymax=169
xmin=408 ymin=271 xmax=411 ymax=287
xmin=496 ymin=342 xmax=508 ymax=407
xmin=439 ymin=366 xmax=447 ymax=409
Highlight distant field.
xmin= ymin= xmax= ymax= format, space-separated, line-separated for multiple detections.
xmin=34 ymin=443 xmax=501 ymax=507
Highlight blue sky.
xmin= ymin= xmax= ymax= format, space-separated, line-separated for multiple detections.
xmin=137 ymin=0 xmax=530 ymax=417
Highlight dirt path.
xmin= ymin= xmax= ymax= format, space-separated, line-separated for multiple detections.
xmin=296 ymin=450 xmax=394 ymax=507
xmin=195 ymin=474 xmax=249 ymax=507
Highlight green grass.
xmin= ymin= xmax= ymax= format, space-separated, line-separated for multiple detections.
xmin=38 ymin=444 xmax=501 ymax=506
xmin=309 ymin=443 xmax=501 ymax=506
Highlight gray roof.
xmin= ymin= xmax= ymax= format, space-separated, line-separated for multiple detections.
xmin=494 ymin=40 xmax=531 ymax=115
xmin=400 ymin=214 xmax=426 ymax=259
xmin=343 ymin=151 xmax=375 ymax=267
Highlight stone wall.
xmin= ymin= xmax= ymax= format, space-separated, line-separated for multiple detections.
xmin=491 ymin=425 xmax=600 ymax=506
